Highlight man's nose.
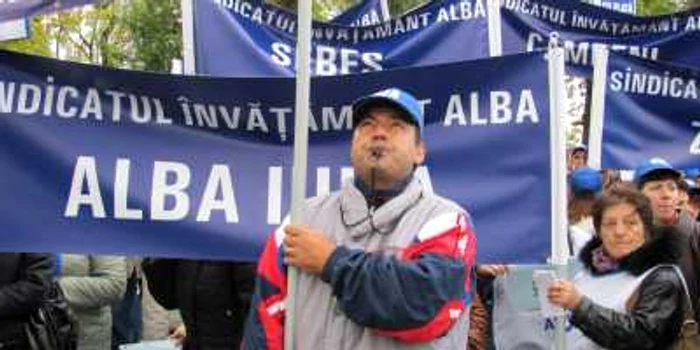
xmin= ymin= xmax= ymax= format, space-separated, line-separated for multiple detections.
xmin=370 ymin=123 xmax=389 ymax=140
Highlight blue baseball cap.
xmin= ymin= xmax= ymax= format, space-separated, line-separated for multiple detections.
xmin=685 ymin=168 xmax=700 ymax=178
xmin=633 ymin=157 xmax=681 ymax=185
xmin=352 ymin=88 xmax=424 ymax=135
xmin=570 ymin=167 xmax=603 ymax=194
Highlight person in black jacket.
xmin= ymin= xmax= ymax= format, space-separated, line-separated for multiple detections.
xmin=633 ymin=157 xmax=700 ymax=323
xmin=548 ymin=184 xmax=685 ymax=349
xmin=141 ymin=258 xmax=255 ymax=350
xmin=0 ymin=253 xmax=54 ymax=349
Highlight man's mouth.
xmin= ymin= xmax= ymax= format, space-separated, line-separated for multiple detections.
xmin=368 ymin=146 xmax=386 ymax=160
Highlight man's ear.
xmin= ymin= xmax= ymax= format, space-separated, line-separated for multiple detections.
xmin=414 ymin=141 xmax=426 ymax=166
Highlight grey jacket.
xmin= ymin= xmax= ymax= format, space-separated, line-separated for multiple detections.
xmin=243 ymin=177 xmax=477 ymax=349
xmin=59 ymin=254 xmax=126 ymax=350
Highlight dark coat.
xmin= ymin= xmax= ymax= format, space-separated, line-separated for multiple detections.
xmin=142 ymin=259 xmax=256 ymax=350
xmin=0 ymin=253 xmax=54 ymax=348
xmin=571 ymin=226 xmax=685 ymax=350
xmin=674 ymin=210 xmax=700 ymax=322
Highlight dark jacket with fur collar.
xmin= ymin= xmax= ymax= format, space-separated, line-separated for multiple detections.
xmin=571 ymin=226 xmax=685 ymax=350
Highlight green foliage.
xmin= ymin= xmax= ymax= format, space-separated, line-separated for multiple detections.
xmin=46 ymin=2 xmax=130 ymax=66
xmin=122 ymin=0 xmax=182 ymax=72
xmin=271 ymin=0 xmax=297 ymax=11
xmin=683 ymin=0 xmax=700 ymax=9
xmin=0 ymin=0 xmax=179 ymax=72
xmin=268 ymin=0 xmax=353 ymax=20
xmin=389 ymin=0 xmax=428 ymax=16
xmin=270 ymin=0 xmax=431 ymax=19
xmin=637 ymin=0 xmax=681 ymax=15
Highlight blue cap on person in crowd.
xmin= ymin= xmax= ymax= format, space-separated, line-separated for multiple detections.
xmin=682 ymin=178 xmax=700 ymax=194
xmin=685 ymin=168 xmax=700 ymax=179
xmin=633 ymin=157 xmax=681 ymax=185
xmin=570 ymin=167 xmax=603 ymax=194
xmin=352 ymin=88 xmax=424 ymax=135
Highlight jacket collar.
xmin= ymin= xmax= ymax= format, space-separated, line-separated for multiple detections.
xmin=353 ymin=174 xmax=413 ymax=209
xmin=340 ymin=176 xmax=424 ymax=239
xmin=579 ymin=225 xmax=682 ymax=276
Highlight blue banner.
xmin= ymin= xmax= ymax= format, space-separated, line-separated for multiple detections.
xmin=600 ymin=52 xmax=700 ymax=170
xmin=0 ymin=0 xmax=98 ymax=22
xmin=0 ymin=49 xmax=551 ymax=263
xmin=332 ymin=0 xmax=389 ymax=26
xmin=194 ymin=0 xmax=489 ymax=76
xmin=500 ymin=0 xmax=700 ymax=75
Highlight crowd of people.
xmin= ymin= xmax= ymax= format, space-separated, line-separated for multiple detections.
xmin=469 ymin=149 xmax=700 ymax=349
xmin=1 ymin=88 xmax=699 ymax=349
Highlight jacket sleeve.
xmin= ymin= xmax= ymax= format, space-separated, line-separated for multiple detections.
xmin=141 ymin=258 xmax=179 ymax=310
xmin=320 ymin=211 xmax=476 ymax=343
xmin=0 ymin=253 xmax=54 ymax=317
xmin=242 ymin=228 xmax=287 ymax=350
xmin=570 ymin=267 xmax=684 ymax=350
xmin=59 ymin=255 xmax=126 ymax=310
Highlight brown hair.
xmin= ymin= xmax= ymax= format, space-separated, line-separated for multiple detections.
xmin=592 ymin=183 xmax=654 ymax=238
xmin=601 ymin=169 xmax=621 ymax=190
xmin=568 ymin=191 xmax=596 ymax=224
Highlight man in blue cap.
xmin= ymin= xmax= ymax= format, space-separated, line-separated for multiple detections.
xmin=686 ymin=168 xmax=700 ymax=184
xmin=680 ymin=178 xmax=700 ymax=221
xmin=635 ymin=157 xmax=700 ymax=322
xmin=243 ymin=88 xmax=476 ymax=349
xmin=568 ymin=144 xmax=588 ymax=172
xmin=634 ymin=157 xmax=682 ymax=225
